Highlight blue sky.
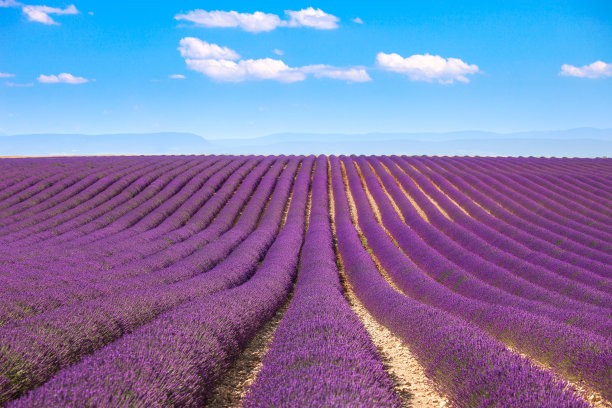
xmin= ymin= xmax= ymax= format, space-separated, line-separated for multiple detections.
xmin=1 ymin=0 xmax=611 ymax=139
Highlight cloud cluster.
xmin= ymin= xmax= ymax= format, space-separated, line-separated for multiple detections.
xmin=175 ymin=7 xmax=338 ymax=32
xmin=179 ymin=37 xmax=370 ymax=83
xmin=285 ymin=7 xmax=338 ymax=29
xmin=560 ymin=61 xmax=612 ymax=79
xmin=0 ymin=72 xmax=15 ymax=78
xmin=38 ymin=73 xmax=88 ymax=84
xmin=22 ymin=4 xmax=77 ymax=24
xmin=0 ymin=0 xmax=20 ymax=7
xmin=178 ymin=37 xmax=240 ymax=60
xmin=1 ymin=1 xmax=78 ymax=24
xmin=376 ymin=52 xmax=480 ymax=84
xmin=6 ymin=81 xmax=33 ymax=87
xmin=301 ymin=65 xmax=370 ymax=82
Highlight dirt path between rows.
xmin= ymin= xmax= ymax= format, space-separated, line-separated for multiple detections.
xmin=331 ymin=157 xmax=448 ymax=408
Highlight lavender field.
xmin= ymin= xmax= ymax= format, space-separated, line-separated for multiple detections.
xmin=0 ymin=155 xmax=610 ymax=408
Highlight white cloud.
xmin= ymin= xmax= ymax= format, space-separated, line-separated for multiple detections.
xmin=285 ymin=7 xmax=339 ymax=29
xmin=6 ymin=81 xmax=33 ymax=87
xmin=273 ymin=49 xmax=284 ymax=56
xmin=352 ymin=17 xmax=364 ymax=24
xmin=169 ymin=74 xmax=185 ymax=79
xmin=178 ymin=37 xmax=240 ymax=60
xmin=559 ymin=61 xmax=612 ymax=79
xmin=180 ymin=38 xmax=369 ymax=84
xmin=175 ymin=7 xmax=339 ymax=32
xmin=376 ymin=52 xmax=480 ymax=84
xmin=22 ymin=4 xmax=78 ymax=25
xmin=0 ymin=0 xmax=21 ymax=7
xmin=0 ymin=72 xmax=15 ymax=78
xmin=37 ymin=73 xmax=88 ymax=84
xmin=301 ymin=65 xmax=371 ymax=82
xmin=185 ymin=58 xmax=306 ymax=83
xmin=175 ymin=9 xmax=281 ymax=33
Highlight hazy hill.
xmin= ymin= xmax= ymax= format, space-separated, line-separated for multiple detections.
xmin=0 ymin=132 xmax=209 ymax=156
xmin=1 ymin=128 xmax=611 ymax=157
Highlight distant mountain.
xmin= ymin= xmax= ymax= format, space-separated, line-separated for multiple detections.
xmin=2 ymin=128 xmax=611 ymax=157
xmin=0 ymin=132 xmax=209 ymax=156
xmin=209 ymin=128 xmax=612 ymax=157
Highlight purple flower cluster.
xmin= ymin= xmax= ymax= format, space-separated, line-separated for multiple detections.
xmin=330 ymin=155 xmax=593 ymax=408
xmin=340 ymin=156 xmax=611 ymax=399
xmin=243 ymin=156 xmax=401 ymax=407
xmin=0 ymin=154 xmax=609 ymax=407
xmin=8 ymin=156 xmax=314 ymax=407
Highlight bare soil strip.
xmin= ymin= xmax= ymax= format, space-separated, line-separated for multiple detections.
xmin=205 ymin=297 xmax=292 ymax=408
xmin=507 ymin=345 xmax=610 ymax=408
xmin=377 ymin=160 xmax=431 ymax=222
xmin=405 ymin=162 xmax=471 ymax=217
xmin=331 ymin=158 xmax=448 ymax=408
xmin=205 ymin=162 xmax=312 ymax=408
xmin=339 ymin=268 xmax=448 ymax=408
xmin=349 ymin=159 xmax=609 ymax=408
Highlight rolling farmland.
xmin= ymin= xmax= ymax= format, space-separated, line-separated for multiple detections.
xmin=0 ymin=155 xmax=610 ymax=407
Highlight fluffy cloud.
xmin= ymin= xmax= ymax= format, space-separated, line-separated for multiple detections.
xmin=0 ymin=0 xmax=21 ymax=7
xmin=376 ymin=52 xmax=480 ymax=84
xmin=178 ymin=37 xmax=240 ymax=60
xmin=185 ymin=58 xmax=306 ymax=83
xmin=175 ymin=10 xmax=281 ymax=32
xmin=6 ymin=81 xmax=33 ymax=87
xmin=180 ymin=38 xmax=369 ymax=83
xmin=37 ymin=73 xmax=88 ymax=84
xmin=175 ymin=7 xmax=339 ymax=32
xmin=301 ymin=65 xmax=371 ymax=82
xmin=560 ymin=61 xmax=612 ymax=79
xmin=273 ymin=49 xmax=284 ymax=56
xmin=169 ymin=74 xmax=185 ymax=79
xmin=22 ymin=4 xmax=78 ymax=25
xmin=352 ymin=17 xmax=364 ymax=24
xmin=285 ymin=7 xmax=339 ymax=29
xmin=0 ymin=72 xmax=15 ymax=78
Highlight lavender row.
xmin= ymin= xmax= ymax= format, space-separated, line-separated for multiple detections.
xmin=0 ymin=157 xmax=266 ymax=292
xmin=0 ymin=159 xmax=105 ymax=211
xmin=0 ymin=157 xmax=240 ymax=296
xmin=348 ymin=158 xmax=611 ymax=327
xmin=354 ymin=157 xmax=611 ymax=335
xmin=379 ymin=157 xmax=611 ymax=302
xmin=0 ymin=157 xmax=259 ymax=282
xmin=345 ymin=157 xmax=611 ymax=399
xmin=0 ymin=158 xmax=170 ymax=237
xmin=0 ymin=158 xmax=285 ymax=325
xmin=0 ymin=157 xmax=303 ymax=404
xmin=0 ymin=157 xmax=190 ymax=243
xmin=13 ymin=157 xmax=211 ymax=247
xmin=8 ymin=156 xmax=313 ymax=408
xmin=491 ymin=158 xmax=612 ymax=209
xmin=50 ymin=157 xmax=218 ymax=247
xmin=434 ymin=158 xmax=612 ymax=243
xmin=457 ymin=157 xmax=612 ymax=227
xmin=394 ymin=157 xmax=612 ymax=286
xmin=414 ymin=157 xmax=612 ymax=262
xmin=330 ymin=155 xmax=589 ymax=408
xmin=243 ymin=156 xmax=401 ymax=407
xmin=0 ymin=159 xmax=129 ymax=220
xmin=59 ymin=156 xmax=255 ymax=270
xmin=0 ymin=157 xmax=161 ymax=226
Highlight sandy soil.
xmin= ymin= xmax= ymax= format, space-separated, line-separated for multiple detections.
xmin=204 ymin=297 xmax=292 ymax=408
xmin=331 ymin=159 xmax=448 ymax=408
